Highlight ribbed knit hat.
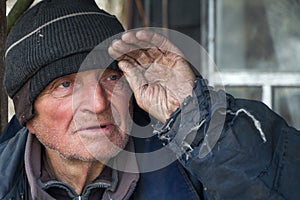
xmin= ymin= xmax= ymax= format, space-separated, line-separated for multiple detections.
xmin=4 ymin=0 xmax=125 ymax=125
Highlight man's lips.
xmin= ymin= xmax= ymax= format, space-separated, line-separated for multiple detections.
xmin=76 ymin=123 xmax=115 ymax=133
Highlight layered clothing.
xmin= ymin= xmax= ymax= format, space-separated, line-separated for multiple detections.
xmin=1 ymin=77 xmax=299 ymax=200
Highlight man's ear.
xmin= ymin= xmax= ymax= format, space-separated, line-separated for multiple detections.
xmin=26 ymin=121 xmax=36 ymax=134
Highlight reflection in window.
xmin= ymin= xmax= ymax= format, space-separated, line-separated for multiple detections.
xmin=273 ymin=87 xmax=300 ymax=130
xmin=216 ymin=0 xmax=300 ymax=72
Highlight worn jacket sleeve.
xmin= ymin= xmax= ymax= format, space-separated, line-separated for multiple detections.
xmin=155 ymin=77 xmax=300 ymax=200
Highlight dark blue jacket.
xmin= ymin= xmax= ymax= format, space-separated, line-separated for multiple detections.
xmin=1 ymin=77 xmax=300 ymax=199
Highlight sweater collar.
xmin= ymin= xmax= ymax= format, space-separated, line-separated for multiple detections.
xmin=25 ymin=133 xmax=139 ymax=199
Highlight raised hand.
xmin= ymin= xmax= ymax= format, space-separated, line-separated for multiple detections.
xmin=108 ymin=30 xmax=196 ymax=123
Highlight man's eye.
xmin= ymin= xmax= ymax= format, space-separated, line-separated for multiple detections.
xmin=58 ymin=81 xmax=72 ymax=88
xmin=107 ymin=75 xmax=119 ymax=81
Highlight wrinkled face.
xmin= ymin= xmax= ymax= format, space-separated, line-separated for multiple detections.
xmin=27 ymin=69 xmax=132 ymax=162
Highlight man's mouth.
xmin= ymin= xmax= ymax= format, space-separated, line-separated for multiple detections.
xmin=76 ymin=123 xmax=114 ymax=133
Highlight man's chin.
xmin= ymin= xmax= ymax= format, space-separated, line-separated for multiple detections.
xmin=80 ymin=139 xmax=129 ymax=162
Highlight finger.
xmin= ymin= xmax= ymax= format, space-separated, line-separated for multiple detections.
xmin=122 ymin=31 xmax=162 ymax=64
xmin=122 ymin=31 xmax=165 ymax=61
xmin=118 ymin=60 xmax=148 ymax=96
xmin=108 ymin=45 xmax=136 ymax=65
xmin=122 ymin=31 xmax=153 ymax=49
xmin=109 ymin=39 xmax=134 ymax=59
xmin=108 ymin=44 xmax=149 ymax=73
xmin=108 ymin=46 xmax=124 ymax=60
xmin=125 ymin=49 xmax=154 ymax=67
xmin=119 ymin=56 xmax=147 ymax=74
xmin=135 ymin=30 xmax=184 ymax=56
xmin=108 ymin=39 xmax=129 ymax=60
xmin=109 ymin=39 xmax=154 ymax=66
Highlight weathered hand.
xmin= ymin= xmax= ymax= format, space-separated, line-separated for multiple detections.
xmin=108 ymin=30 xmax=195 ymax=123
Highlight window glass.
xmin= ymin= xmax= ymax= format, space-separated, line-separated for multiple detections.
xmin=216 ymin=0 xmax=300 ymax=72
xmin=273 ymin=87 xmax=300 ymax=130
xmin=225 ymin=86 xmax=262 ymax=101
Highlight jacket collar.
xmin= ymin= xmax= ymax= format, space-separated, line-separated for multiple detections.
xmin=25 ymin=133 xmax=139 ymax=199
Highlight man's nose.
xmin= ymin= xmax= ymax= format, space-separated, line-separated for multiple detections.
xmin=76 ymin=80 xmax=110 ymax=114
xmin=92 ymin=83 xmax=110 ymax=113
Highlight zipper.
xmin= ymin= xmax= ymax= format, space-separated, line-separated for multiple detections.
xmin=20 ymin=193 xmax=24 ymax=200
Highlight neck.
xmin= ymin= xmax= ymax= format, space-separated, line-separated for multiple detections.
xmin=43 ymin=148 xmax=106 ymax=195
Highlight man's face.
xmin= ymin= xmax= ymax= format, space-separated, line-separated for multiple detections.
xmin=27 ymin=69 xmax=133 ymax=162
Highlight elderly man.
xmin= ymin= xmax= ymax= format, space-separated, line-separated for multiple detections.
xmin=1 ymin=0 xmax=299 ymax=199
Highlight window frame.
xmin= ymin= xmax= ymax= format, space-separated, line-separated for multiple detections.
xmin=206 ymin=0 xmax=300 ymax=109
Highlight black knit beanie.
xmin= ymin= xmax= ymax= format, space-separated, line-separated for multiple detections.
xmin=4 ymin=0 xmax=128 ymax=125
